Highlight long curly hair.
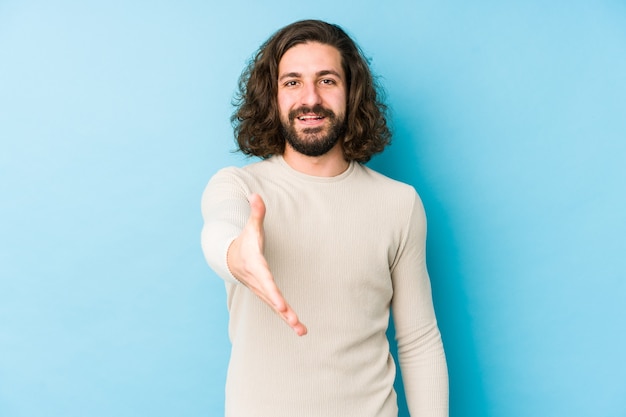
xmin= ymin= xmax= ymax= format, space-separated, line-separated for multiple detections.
xmin=231 ymin=20 xmax=391 ymax=163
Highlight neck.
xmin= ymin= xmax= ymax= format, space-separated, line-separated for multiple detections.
xmin=282 ymin=142 xmax=349 ymax=177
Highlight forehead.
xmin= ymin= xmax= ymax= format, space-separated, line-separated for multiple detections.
xmin=278 ymin=42 xmax=344 ymax=77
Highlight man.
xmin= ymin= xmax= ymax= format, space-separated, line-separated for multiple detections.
xmin=201 ymin=19 xmax=448 ymax=417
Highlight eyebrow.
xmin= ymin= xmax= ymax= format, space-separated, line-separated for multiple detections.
xmin=278 ymin=70 xmax=343 ymax=82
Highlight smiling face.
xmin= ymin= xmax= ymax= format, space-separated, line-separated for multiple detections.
xmin=277 ymin=42 xmax=347 ymax=157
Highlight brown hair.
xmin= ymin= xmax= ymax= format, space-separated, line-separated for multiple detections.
xmin=231 ymin=19 xmax=391 ymax=163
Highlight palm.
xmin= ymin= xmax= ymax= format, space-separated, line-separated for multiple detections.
xmin=227 ymin=193 xmax=307 ymax=336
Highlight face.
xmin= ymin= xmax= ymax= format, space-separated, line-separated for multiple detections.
xmin=277 ymin=42 xmax=347 ymax=157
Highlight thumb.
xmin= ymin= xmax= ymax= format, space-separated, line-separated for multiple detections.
xmin=248 ymin=193 xmax=266 ymax=227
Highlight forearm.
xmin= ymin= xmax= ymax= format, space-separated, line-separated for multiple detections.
xmin=200 ymin=168 xmax=250 ymax=283
xmin=397 ymin=322 xmax=449 ymax=417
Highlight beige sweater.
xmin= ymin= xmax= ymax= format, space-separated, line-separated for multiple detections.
xmin=201 ymin=155 xmax=448 ymax=417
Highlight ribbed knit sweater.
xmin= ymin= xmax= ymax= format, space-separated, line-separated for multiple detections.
xmin=201 ymin=155 xmax=448 ymax=417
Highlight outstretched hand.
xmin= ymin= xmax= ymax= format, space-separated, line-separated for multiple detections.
xmin=227 ymin=193 xmax=307 ymax=336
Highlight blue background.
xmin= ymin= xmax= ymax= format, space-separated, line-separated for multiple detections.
xmin=1 ymin=1 xmax=625 ymax=416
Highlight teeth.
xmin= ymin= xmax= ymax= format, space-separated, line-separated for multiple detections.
xmin=298 ymin=116 xmax=323 ymax=120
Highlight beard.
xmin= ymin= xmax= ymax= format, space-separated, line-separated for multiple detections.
xmin=280 ymin=105 xmax=346 ymax=157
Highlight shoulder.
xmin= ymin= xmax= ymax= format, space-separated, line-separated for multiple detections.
xmin=202 ymin=158 xmax=283 ymax=206
xmin=352 ymin=164 xmax=426 ymax=225
xmin=357 ymin=163 xmax=412 ymax=187
xmin=356 ymin=164 xmax=420 ymax=201
xmin=206 ymin=158 xmax=274 ymax=187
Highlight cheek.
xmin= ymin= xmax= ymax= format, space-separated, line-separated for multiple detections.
xmin=333 ymin=93 xmax=347 ymax=114
xmin=277 ymin=94 xmax=292 ymax=115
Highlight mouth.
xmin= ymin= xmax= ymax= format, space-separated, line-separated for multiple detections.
xmin=289 ymin=106 xmax=334 ymax=125
xmin=297 ymin=114 xmax=325 ymax=121
xmin=294 ymin=114 xmax=326 ymax=127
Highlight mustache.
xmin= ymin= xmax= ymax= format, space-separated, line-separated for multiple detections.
xmin=288 ymin=105 xmax=336 ymax=121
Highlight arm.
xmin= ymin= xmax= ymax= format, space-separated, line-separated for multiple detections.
xmin=391 ymin=192 xmax=449 ymax=416
xmin=200 ymin=170 xmax=307 ymax=336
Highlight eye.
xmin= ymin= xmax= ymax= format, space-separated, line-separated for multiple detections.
xmin=283 ymin=80 xmax=299 ymax=87
xmin=320 ymin=78 xmax=336 ymax=85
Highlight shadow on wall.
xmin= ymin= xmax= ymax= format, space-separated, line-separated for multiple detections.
xmin=370 ymin=117 xmax=487 ymax=417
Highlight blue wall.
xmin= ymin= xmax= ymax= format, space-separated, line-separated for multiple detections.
xmin=1 ymin=1 xmax=624 ymax=416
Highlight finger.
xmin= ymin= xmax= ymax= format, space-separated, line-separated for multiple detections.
xmin=276 ymin=303 xmax=308 ymax=336
xmin=255 ymin=273 xmax=288 ymax=312
xmin=244 ymin=258 xmax=285 ymax=310
xmin=293 ymin=322 xmax=308 ymax=336
xmin=249 ymin=282 xmax=307 ymax=336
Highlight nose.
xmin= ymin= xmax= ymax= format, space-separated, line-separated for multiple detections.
xmin=300 ymin=82 xmax=322 ymax=107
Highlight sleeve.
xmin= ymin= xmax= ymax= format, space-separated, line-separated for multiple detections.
xmin=390 ymin=191 xmax=449 ymax=417
xmin=200 ymin=167 xmax=251 ymax=284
